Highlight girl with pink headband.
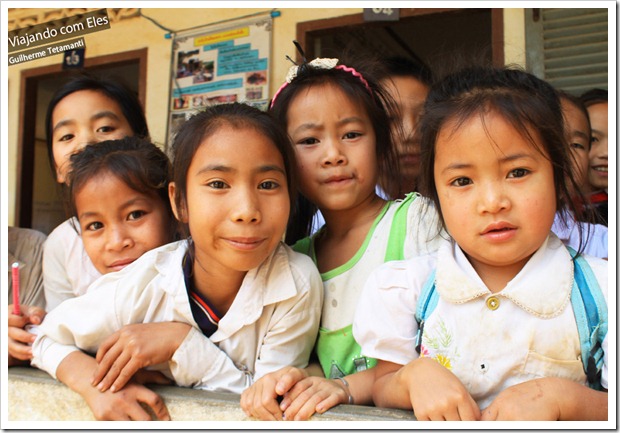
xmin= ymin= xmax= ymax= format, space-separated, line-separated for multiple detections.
xmin=241 ymin=43 xmax=442 ymax=420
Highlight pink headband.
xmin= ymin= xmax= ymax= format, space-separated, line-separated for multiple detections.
xmin=270 ymin=59 xmax=372 ymax=109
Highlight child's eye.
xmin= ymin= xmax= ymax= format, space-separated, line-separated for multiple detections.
xmin=343 ymin=132 xmax=361 ymax=140
xmin=450 ymin=177 xmax=472 ymax=187
xmin=570 ymin=142 xmax=586 ymax=151
xmin=127 ymin=210 xmax=146 ymax=221
xmin=258 ymin=180 xmax=280 ymax=190
xmin=97 ymin=125 xmax=116 ymax=134
xmin=86 ymin=221 xmax=103 ymax=231
xmin=297 ymin=137 xmax=319 ymax=145
xmin=507 ymin=168 xmax=529 ymax=178
xmin=591 ymin=137 xmax=599 ymax=144
xmin=207 ymin=180 xmax=228 ymax=189
xmin=58 ymin=134 xmax=74 ymax=142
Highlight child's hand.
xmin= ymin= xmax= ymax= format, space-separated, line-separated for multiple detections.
xmin=279 ymin=376 xmax=351 ymax=420
xmin=240 ymin=366 xmax=308 ymax=420
xmin=481 ymin=378 xmax=560 ymax=420
xmin=84 ymin=380 xmax=170 ymax=421
xmin=403 ymin=357 xmax=480 ymax=420
xmin=481 ymin=377 xmax=608 ymax=421
xmin=92 ymin=322 xmax=191 ymax=392
xmin=8 ymin=304 xmax=45 ymax=365
xmin=374 ymin=357 xmax=480 ymax=420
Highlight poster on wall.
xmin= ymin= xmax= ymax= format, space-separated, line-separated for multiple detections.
xmin=168 ymin=14 xmax=272 ymax=148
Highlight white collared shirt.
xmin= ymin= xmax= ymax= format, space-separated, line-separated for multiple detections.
xmin=32 ymin=240 xmax=323 ymax=394
xmin=42 ymin=218 xmax=102 ymax=312
xmin=354 ymin=234 xmax=608 ymax=409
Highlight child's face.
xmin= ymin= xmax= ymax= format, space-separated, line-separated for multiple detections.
xmin=586 ymin=102 xmax=608 ymax=190
xmin=175 ymin=125 xmax=289 ymax=277
xmin=434 ymin=111 xmax=556 ymax=281
xmin=383 ymin=76 xmax=429 ymax=189
xmin=52 ymin=90 xmax=133 ymax=184
xmin=286 ymin=83 xmax=378 ymax=213
xmin=76 ymin=172 xmax=171 ymax=275
xmin=561 ymin=98 xmax=590 ymax=190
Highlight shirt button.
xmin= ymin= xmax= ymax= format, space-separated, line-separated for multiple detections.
xmin=486 ymin=296 xmax=500 ymax=310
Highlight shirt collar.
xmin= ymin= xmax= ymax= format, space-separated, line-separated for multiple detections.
xmin=436 ymin=234 xmax=573 ymax=318
xmin=155 ymin=241 xmax=298 ymax=339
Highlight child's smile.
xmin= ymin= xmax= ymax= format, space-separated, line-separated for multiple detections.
xmin=178 ymin=125 xmax=290 ymax=279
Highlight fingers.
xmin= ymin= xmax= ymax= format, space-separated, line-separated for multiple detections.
xmin=95 ymin=333 xmax=119 ymax=363
xmin=274 ymin=367 xmax=307 ymax=396
xmin=92 ymin=340 xmax=125 ymax=389
xmin=8 ymin=310 xmax=29 ymax=328
xmin=279 ymin=378 xmax=313 ymax=413
xmin=8 ymin=338 xmax=33 ymax=361
xmin=110 ymin=358 xmax=147 ymax=392
xmin=240 ymin=381 xmax=282 ymax=420
xmin=25 ymin=306 xmax=46 ymax=325
xmin=136 ymin=388 xmax=170 ymax=421
xmin=281 ymin=379 xmax=337 ymax=421
xmin=9 ymin=325 xmax=36 ymax=346
xmin=95 ymin=351 xmax=135 ymax=392
xmin=314 ymin=393 xmax=343 ymax=415
xmin=284 ymin=389 xmax=327 ymax=421
xmin=457 ymin=397 xmax=482 ymax=421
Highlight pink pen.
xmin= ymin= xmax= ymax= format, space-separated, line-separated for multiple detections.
xmin=12 ymin=262 xmax=21 ymax=315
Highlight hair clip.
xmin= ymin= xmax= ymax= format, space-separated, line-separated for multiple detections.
xmin=270 ymin=41 xmax=371 ymax=109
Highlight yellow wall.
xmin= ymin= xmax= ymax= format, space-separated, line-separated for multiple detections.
xmin=7 ymin=7 xmax=525 ymax=225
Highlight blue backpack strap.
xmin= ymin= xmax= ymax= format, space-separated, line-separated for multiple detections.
xmin=415 ymin=269 xmax=439 ymax=354
xmin=568 ymin=247 xmax=607 ymax=390
xmin=384 ymin=193 xmax=417 ymax=262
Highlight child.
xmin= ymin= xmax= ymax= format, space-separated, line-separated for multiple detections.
xmin=31 ymin=103 xmax=323 ymax=421
xmin=551 ymin=91 xmax=607 ymax=259
xmin=9 ymin=75 xmax=150 ymax=364
xmin=8 ymin=137 xmax=175 ymax=366
xmin=378 ymin=56 xmax=433 ymax=198
xmin=353 ymin=66 xmax=608 ymax=420
xmin=580 ymin=88 xmax=608 ymax=226
xmin=44 ymin=74 xmax=150 ymax=310
xmin=241 ymin=50 xmax=441 ymax=421
xmin=65 ymin=137 xmax=176 ymax=275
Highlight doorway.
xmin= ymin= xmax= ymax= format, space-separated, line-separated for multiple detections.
xmin=296 ymin=8 xmax=502 ymax=74
xmin=17 ymin=49 xmax=147 ymax=234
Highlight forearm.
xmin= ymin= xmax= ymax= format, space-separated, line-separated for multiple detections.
xmin=56 ymin=351 xmax=100 ymax=398
xmin=343 ymin=368 xmax=376 ymax=406
xmin=373 ymin=365 xmax=414 ymax=410
xmin=555 ymin=379 xmax=608 ymax=420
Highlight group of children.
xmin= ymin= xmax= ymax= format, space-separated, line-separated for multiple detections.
xmin=7 ymin=45 xmax=608 ymax=422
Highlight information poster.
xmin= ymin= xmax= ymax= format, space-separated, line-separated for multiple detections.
xmin=168 ymin=15 xmax=272 ymax=146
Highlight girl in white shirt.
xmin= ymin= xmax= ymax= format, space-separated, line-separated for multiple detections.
xmin=241 ymin=51 xmax=441 ymax=421
xmin=31 ymin=103 xmax=323 ymax=421
xmin=354 ymin=66 xmax=608 ymax=420
xmin=8 ymin=75 xmax=150 ymax=365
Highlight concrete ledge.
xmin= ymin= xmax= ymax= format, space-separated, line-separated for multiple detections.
xmin=8 ymin=367 xmax=417 ymax=422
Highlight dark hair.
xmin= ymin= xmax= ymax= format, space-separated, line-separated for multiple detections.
xmin=557 ymin=89 xmax=592 ymax=150
xmin=270 ymin=56 xmax=400 ymax=243
xmin=66 ymin=136 xmax=176 ymax=238
xmin=169 ymin=102 xmax=297 ymax=238
xmin=580 ymin=88 xmax=608 ymax=107
xmin=418 ymin=65 xmax=589 ymax=254
xmin=45 ymin=73 xmax=149 ymax=177
xmin=379 ymin=55 xmax=434 ymax=87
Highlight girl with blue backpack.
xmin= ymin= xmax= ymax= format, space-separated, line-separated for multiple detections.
xmin=353 ymin=66 xmax=608 ymax=420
